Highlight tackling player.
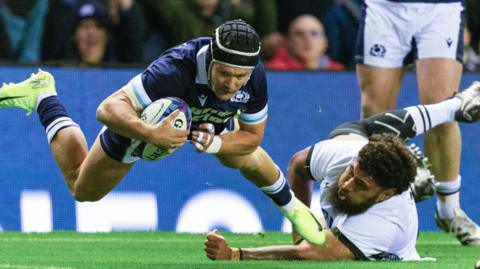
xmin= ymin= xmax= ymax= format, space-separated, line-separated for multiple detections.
xmin=205 ymin=82 xmax=480 ymax=261
xmin=0 ymin=20 xmax=325 ymax=245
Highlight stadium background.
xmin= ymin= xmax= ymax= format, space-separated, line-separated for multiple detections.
xmin=0 ymin=67 xmax=478 ymax=233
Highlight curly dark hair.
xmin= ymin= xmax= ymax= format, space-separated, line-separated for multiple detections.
xmin=358 ymin=133 xmax=417 ymax=194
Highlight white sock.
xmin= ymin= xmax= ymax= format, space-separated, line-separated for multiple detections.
xmin=45 ymin=117 xmax=79 ymax=144
xmin=405 ymin=97 xmax=462 ymax=136
xmin=435 ymin=177 xmax=461 ymax=219
xmin=281 ymin=191 xmax=296 ymax=212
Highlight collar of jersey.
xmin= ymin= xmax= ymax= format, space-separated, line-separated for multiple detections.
xmin=195 ymin=45 xmax=209 ymax=85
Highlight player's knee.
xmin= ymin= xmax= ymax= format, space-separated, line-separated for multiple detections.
xmin=72 ymin=189 xmax=104 ymax=202
xmin=217 ymin=156 xmax=246 ymax=170
xmin=361 ymin=103 xmax=389 ymax=118
xmin=236 ymin=150 xmax=266 ymax=174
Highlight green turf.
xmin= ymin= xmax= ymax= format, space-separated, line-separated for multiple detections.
xmin=0 ymin=231 xmax=477 ymax=269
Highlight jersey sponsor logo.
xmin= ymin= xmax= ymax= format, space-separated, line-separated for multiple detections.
xmin=191 ymin=107 xmax=236 ymax=124
xmin=198 ymin=94 xmax=208 ymax=107
xmin=369 ymin=44 xmax=386 ymax=58
xmin=230 ymin=91 xmax=250 ymax=103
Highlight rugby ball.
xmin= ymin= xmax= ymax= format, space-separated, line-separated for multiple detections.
xmin=131 ymin=97 xmax=191 ymax=161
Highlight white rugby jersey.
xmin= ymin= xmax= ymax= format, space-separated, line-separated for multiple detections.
xmin=308 ymin=138 xmax=420 ymax=261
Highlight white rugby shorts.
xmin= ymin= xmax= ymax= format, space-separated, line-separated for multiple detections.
xmin=356 ymin=0 xmax=464 ymax=67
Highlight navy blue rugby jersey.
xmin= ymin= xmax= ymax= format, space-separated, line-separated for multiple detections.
xmin=128 ymin=37 xmax=268 ymax=135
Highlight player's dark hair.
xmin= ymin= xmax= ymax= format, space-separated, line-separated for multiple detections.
xmin=210 ymin=19 xmax=261 ymax=68
xmin=358 ymin=133 xmax=417 ymax=194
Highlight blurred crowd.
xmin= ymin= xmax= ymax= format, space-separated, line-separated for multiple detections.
xmin=0 ymin=0 xmax=479 ymax=71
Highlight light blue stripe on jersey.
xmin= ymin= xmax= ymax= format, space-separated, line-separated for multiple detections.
xmin=239 ymin=105 xmax=268 ymax=124
xmin=129 ymin=74 xmax=152 ymax=108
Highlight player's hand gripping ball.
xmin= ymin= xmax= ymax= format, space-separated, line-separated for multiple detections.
xmin=191 ymin=123 xmax=216 ymax=152
xmin=132 ymin=97 xmax=191 ymax=161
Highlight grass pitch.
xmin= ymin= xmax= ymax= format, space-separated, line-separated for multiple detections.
xmin=0 ymin=232 xmax=477 ymax=269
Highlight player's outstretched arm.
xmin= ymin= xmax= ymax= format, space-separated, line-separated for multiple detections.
xmin=96 ymin=86 xmax=189 ymax=149
xmin=204 ymin=230 xmax=354 ymax=261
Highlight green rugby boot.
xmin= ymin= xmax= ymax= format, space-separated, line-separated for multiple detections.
xmin=0 ymin=70 xmax=57 ymax=115
xmin=281 ymin=197 xmax=326 ymax=246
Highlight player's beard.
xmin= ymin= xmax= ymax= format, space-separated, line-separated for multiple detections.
xmin=327 ymin=182 xmax=378 ymax=216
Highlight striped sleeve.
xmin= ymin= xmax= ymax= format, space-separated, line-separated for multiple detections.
xmin=128 ymin=74 xmax=153 ymax=109
xmin=239 ymin=105 xmax=268 ymax=125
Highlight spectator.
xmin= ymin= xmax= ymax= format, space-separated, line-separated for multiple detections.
xmin=463 ymin=28 xmax=480 ymax=71
xmin=322 ymin=0 xmax=361 ymax=68
xmin=0 ymin=0 xmax=49 ymax=63
xmin=466 ymin=0 xmax=480 ymax=56
xmin=140 ymin=0 xmax=277 ymax=49
xmin=106 ymin=0 xmax=149 ymax=63
xmin=42 ymin=0 xmax=76 ymax=62
xmin=267 ymin=15 xmax=343 ymax=71
xmin=275 ymin=0 xmax=334 ymax=34
xmin=72 ymin=0 xmax=112 ymax=66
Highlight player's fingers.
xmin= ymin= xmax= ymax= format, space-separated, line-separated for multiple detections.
xmin=199 ymin=123 xmax=215 ymax=133
xmin=193 ymin=141 xmax=206 ymax=152
xmin=205 ymin=250 xmax=217 ymax=260
xmin=204 ymin=244 xmax=218 ymax=254
xmin=179 ymin=132 xmax=190 ymax=140
xmin=171 ymin=142 xmax=184 ymax=149
xmin=206 ymin=229 xmax=218 ymax=237
xmin=206 ymin=232 xmax=223 ymax=241
xmin=197 ymin=132 xmax=205 ymax=143
xmin=166 ymin=109 xmax=180 ymax=121
xmin=204 ymin=240 xmax=220 ymax=249
xmin=174 ymin=129 xmax=190 ymax=137
xmin=191 ymin=131 xmax=203 ymax=141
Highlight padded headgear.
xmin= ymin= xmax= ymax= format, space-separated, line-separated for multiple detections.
xmin=210 ymin=19 xmax=261 ymax=69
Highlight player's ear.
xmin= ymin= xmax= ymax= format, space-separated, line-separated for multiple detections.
xmin=376 ymin=188 xmax=396 ymax=203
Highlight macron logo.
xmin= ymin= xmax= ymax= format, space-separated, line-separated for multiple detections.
xmin=198 ymin=94 xmax=208 ymax=107
xmin=446 ymin=38 xmax=453 ymax=48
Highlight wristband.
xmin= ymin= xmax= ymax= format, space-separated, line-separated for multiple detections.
xmin=205 ymin=135 xmax=222 ymax=154
xmin=231 ymin=247 xmax=241 ymax=261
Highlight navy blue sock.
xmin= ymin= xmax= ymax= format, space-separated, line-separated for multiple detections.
xmin=261 ymin=172 xmax=294 ymax=208
xmin=37 ymin=96 xmax=78 ymax=143
xmin=37 ymin=96 xmax=69 ymax=129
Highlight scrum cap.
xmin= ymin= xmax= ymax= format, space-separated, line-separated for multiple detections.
xmin=210 ymin=19 xmax=261 ymax=69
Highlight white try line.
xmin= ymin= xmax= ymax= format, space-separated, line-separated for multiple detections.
xmin=0 ymin=264 xmax=73 ymax=269
xmin=0 ymin=237 xmax=194 ymax=244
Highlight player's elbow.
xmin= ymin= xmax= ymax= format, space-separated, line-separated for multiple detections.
xmin=287 ymin=148 xmax=311 ymax=181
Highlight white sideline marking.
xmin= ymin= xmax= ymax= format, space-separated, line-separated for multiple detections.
xmin=0 ymin=264 xmax=73 ymax=269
